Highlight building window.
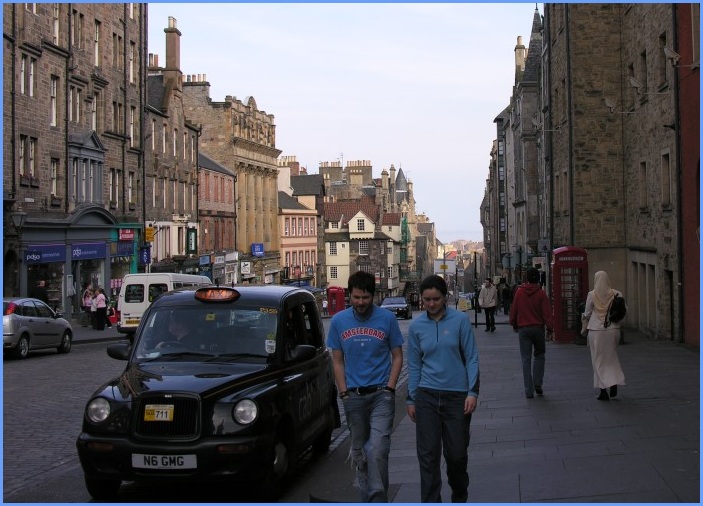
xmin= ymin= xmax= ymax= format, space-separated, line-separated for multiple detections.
xmin=388 ymin=245 xmax=393 ymax=254
xmin=109 ymin=168 xmax=117 ymax=203
xmin=183 ymin=131 xmax=187 ymax=160
xmin=71 ymin=10 xmax=83 ymax=48
xmin=20 ymin=55 xmax=36 ymax=97
xmin=128 ymin=171 xmax=134 ymax=204
xmin=173 ymin=128 xmax=178 ymax=157
xmin=331 ymin=221 xmax=339 ymax=229
xmin=94 ymin=20 xmax=101 ymax=67
xmin=285 ymin=218 xmax=290 ymax=236
xmin=92 ymin=91 xmax=99 ymax=131
xmin=329 ymin=242 xmax=337 ymax=255
xmin=50 ymin=76 xmax=58 ymax=126
xmin=661 ymin=151 xmax=671 ymax=207
xmin=639 ymin=161 xmax=648 ymax=209
xmin=162 ymin=123 xmax=167 ymax=153
xmin=129 ymin=41 xmax=135 ymax=83
xmin=359 ymin=240 xmax=369 ymax=255
xmin=357 ymin=218 xmax=365 ymax=231
xmin=112 ymin=101 xmax=122 ymax=133
xmin=658 ymin=32 xmax=668 ymax=87
xmin=330 ymin=266 xmax=338 ymax=280
xmin=151 ymin=119 xmax=156 ymax=151
xmin=129 ymin=106 xmax=135 ymax=147
xmin=51 ymin=4 xmax=60 ymax=44
xmin=387 ymin=266 xmax=394 ymax=278
xmin=50 ymin=158 xmax=59 ymax=195
xmin=25 ymin=3 xmax=37 ymax=14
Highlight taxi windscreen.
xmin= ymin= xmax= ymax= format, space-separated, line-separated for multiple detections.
xmin=133 ymin=306 xmax=279 ymax=361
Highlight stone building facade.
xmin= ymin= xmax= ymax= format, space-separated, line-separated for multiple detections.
xmin=145 ymin=17 xmax=199 ymax=273
xmin=3 ymin=3 xmax=146 ymax=310
xmin=180 ymin=55 xmax=282 ymax=283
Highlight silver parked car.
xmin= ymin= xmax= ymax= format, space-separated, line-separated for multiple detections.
xmin=3 ymin=297 xmax=73 ymax=359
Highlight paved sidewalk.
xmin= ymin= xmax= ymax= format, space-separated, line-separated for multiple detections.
xmin=71 ymin=311 xmax=700 ymax=503
xmin=308 ymin=311 xmax=700 ymax=503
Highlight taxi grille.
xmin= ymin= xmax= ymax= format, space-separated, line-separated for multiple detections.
xmin=133 ymin=394 xmax=201 ymax=440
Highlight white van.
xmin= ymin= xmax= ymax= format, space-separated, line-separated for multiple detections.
xmin=117 ymin=273 xmax=211 ymax=334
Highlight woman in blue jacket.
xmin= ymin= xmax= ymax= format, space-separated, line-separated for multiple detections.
xmin=406 ymin=274 xmax=480 ymax=503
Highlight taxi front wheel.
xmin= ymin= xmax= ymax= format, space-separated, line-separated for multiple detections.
xmin=85 ymin=476 xmax=121 ymax=499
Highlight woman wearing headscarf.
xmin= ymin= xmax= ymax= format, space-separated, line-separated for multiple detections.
xmin=583 ymin=271 xmax=626 ymax=400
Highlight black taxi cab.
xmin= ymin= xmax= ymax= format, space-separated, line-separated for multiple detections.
xmin=76 ymin=285 xmax=340 ymax=500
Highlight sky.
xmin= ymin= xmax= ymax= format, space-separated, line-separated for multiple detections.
xmin=148 ymin=3 xmax=542 ymax=243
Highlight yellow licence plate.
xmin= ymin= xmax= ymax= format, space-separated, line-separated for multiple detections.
xmin=144 ymin=404 xmax=174 ymax=422
xmin=126 ymin=318 xmax=140 ymax=326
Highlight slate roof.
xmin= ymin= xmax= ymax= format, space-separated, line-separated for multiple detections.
xmin=291 ymin=174 xmax=325 ymax=197
xmin=278 ymin=191 xmax=310 ymax=210
xmin=522 ymin=8 xmax=543 ymax=84
xmin=198 ymin=152 xmax=233 ymax=176
xmin=417 ymin=222 xmax=434 ymax=235
xmin=147 ymin=74 xmax=166 ymax=112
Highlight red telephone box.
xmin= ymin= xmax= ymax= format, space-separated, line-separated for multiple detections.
xmin=551 ymin=247 xmax=589 ymax=343
xmin=326 ymin=286 xmax=346 ymax=316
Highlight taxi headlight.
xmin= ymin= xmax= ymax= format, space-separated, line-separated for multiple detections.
xmin=86 ymin=397 xmax=111 ymax=423
xmin=233 ymin=399 xmax=258 ymax=425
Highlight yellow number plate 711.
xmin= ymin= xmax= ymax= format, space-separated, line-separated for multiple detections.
xmin=144 ymin=404 xmax=174 ymax=422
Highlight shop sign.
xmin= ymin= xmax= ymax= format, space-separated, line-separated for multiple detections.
xmin=251 ymin=243 xmax=265 ymax=257
xmin=119 ymin=229 xmax=135 ymax=241
xmin=139 ymin=245 xmax=151 ymax=265
xmin=25 ymin=244 xmax=66 ymax=264
xmin=72 ymin=242 xmax=106 ymax=260
xmin=199 ymin=254 xmax=211 ymax=266
xmin=241 ymin=261 xmax=252 ymax=275
xmin=186 ymin=228 xmax=197 ymax=254
xmin=214 ymin=255 xmax=225 ymax=265
xmin=145 ymin=226 xmax=155 ymax=242
xmin=114 ymin=242 xmax=134 ymax=256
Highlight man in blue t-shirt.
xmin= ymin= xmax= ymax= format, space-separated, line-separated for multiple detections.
xmin=327 ymin=271 xmax=404 ymax=502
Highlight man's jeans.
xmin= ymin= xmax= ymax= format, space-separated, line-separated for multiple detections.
xmin=484 ymin=307 xmax=495 ymax=329
xmin=519 ymin=325 xmax=546 ymax=396
xmin=415 ymin=388 xmax=472 ymax=503
xmin=342 ymin=388 xmax=395 ymax=502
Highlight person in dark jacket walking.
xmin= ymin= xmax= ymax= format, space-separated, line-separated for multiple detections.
xmin=29 ymin=279 xmax=50 ymax=304
xmin=509 ymin=268 xmax=554 ymax=398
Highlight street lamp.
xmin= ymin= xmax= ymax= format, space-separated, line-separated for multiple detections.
xmin=11 ymin=205 xmax=27 ymax=234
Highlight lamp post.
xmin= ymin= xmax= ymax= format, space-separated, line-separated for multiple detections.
xmin=11 ymin=206 xmax=28 ymax=297
xmin=513 ymin=245 xmax=523 ymax=283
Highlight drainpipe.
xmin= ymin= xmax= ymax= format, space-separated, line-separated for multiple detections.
xmin=565 ymin=5 xmax=575 ymax=245
xmin=671 ymin=3 xmax=684 ymax=343
xmin=66 ymin=4 xmax=72 ymax=210
xmin=140 ymin=3 xmax=148 ymax=271
xmin=9 ymin=4 xmax=17 ymax=201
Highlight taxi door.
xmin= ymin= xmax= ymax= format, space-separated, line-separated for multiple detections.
xmin=281 ymin=297 xmax=334 ymax=449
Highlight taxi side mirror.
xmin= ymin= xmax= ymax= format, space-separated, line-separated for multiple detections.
xmin=107 ymin=342 xmax=131 ymax=361
xmin=289 ymin=344 xmax=316 ymax=362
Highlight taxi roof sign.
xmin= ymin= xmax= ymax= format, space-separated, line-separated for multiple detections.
xmin=194 ymin=287 xmax=240 ymax=303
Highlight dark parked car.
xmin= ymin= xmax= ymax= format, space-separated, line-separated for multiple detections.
xmin=380 ymin=296 xmax=412 ymax=319
xmin=77 ymin=285 xmax=340 ymax=501
xmin=3 ymin=297 xmax=72 ymax=359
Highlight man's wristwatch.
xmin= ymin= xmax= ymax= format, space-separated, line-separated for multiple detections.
xmin=384 ymin=386 xmax=396 ymax=393
xmin=339 ymin=390 xmax=349 ymax=399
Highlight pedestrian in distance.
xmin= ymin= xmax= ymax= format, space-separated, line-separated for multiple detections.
xmin=509 ymin=268 xmax=554 ymax=398
xmin=502 ymin=284 xmax=513 ymax=315
xmin=93 ymin=287 xmax=108 ymax=331
xmin=81 ymin=283 xmax=93 ymax=312
xmin=326 ymin=271 xmax=404 ymax=502
xmin=322 ymin=297 xmax=329 ymax=316
xmin=478 ymin=277 xmax=497 ymax=332
xmin=582 ymin=270 xmax=626 ymax=401
xmin=406 ymin=274 xmax=480 ymax=503
xmin=29 ymin=279 xmax=50 ymax=304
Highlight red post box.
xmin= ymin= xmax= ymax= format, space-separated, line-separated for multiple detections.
xmin=326 ymin=286 xmax=346 ymax=316
xmin=550 ymin=247 xmax=589 ymax=343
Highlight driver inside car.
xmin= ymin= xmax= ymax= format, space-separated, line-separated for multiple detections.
xmin=155 ymin=311 xmax=198 ymax=350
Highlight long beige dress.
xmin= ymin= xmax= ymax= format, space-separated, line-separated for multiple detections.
xmin=583 ymin=290 xmax=626 ymax=389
